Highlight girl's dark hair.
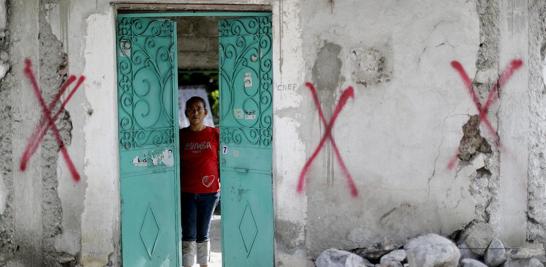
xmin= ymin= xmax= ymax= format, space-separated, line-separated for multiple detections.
xmin=186 ymin=96 xmax=207 ymax=111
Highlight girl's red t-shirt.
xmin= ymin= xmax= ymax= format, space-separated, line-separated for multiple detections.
xmin=180 ymin=127 xmax=220 ymax=193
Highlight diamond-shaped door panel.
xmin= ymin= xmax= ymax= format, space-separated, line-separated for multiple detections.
xmin=238 ymin=203 xmax=259 ymax=257
xmin=140 ymin=206 xmax=161 ymax=258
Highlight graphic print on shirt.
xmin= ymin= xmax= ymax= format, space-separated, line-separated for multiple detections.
xmin=185 ymin=141 xmax=213 ymax=153
xmin=202 ymin=175 xmax=216 ymax=188
xmin=180 ymin=127 xmax=220 ymax=193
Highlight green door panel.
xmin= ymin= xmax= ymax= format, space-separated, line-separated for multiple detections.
xmin=220 ymin=170 xmax=273 ymax=265
xmin=219 ymin=16 xmax=274 ymax=267
xmin=121 ymin=173 xmax=177 ymax=266
xmin=116 ymin=17 xmax=180 ymax=267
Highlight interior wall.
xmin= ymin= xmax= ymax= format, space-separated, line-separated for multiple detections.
xmin=177 ymin=16 xmax=219 ymax=70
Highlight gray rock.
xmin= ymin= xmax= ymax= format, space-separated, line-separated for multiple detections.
xmin=0 ymin=51 xmax=8 ymax=61
xmin=458 ymin=241 xmax=480 ymax=261
xmin=510 ymin=243 xmax=546 ymax=259
xmin=462 ymin=222 xmax=495 ymax=255
xmin=461 ymin=258 xmax=487 ymax=267
xmin=405 ymin=233 xmax=460 ymax=267
xmin=530 ymin=258 xmax=546 ymax=267
xmin=380 ymin=249 xmax=406 ymax=263
xmin=352 ymin=242 xmax=403 ymax=261
xmin=502 ymin=257 xmax=544 ymax=267
xmin=0 ymin=62 xmax=9 ymax=80
xmin=485 ymin=238 xmax=507 ymax=267
xmin=316 ymin=248 xmax=373 ymax=267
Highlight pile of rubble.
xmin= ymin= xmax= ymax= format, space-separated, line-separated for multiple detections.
xmin=315 ymin=223 xmax=545 ymax=267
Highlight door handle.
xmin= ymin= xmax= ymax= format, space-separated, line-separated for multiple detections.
xmin=234 ymin=167 xmax=249 ymax=174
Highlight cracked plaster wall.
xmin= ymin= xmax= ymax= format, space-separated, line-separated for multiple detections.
xmin=1 ymin=0 xmax=82 ymax=266
xmin=298 ymin=0 xmax=546 ymax=259
xmin=301 ymin=0 xmax=479 ymax=257
xmin=1 ymin=0 xmax=117 ymax=266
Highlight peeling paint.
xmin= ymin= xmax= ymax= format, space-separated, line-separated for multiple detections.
xmin=457 ymin=115 xmax=492 ymax=162
xmin=132 ymin=149 xmax=175 ymax=168
xmin=37 ymin=0 xmax=74 ymax=264
xmin=350 ymin=46 xmax=392 ymax=87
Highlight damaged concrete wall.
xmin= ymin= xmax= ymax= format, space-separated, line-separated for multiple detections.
xmin=300 ymin=0 xmax=478 ymax=257
xmin=294 ymin=0 xmax=546 ymax=262
xmin=1 ymin=0 xmax=119 ymax=266
xmin=527 ymin=0 xmax=546 ymax=245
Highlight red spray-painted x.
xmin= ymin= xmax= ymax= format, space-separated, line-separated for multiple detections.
xmin=447 ymin=59 xmax=523 ymax=169
xmin=297 ymin=83 xmax=359 ymax=197
xmin=19 ymin=59 xmax=85 ymax=182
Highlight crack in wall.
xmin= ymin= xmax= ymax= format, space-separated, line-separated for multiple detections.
xmin=38 ymin=0 xmax=77 ymax=266
xmin=460 ymin=0 xmax=501 ymax=229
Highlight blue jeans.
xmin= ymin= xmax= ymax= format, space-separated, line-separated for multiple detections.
xmin=181 ymin=192 xmax=220 ymax=242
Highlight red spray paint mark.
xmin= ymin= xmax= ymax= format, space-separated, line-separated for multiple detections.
xmin=297 ymin=83 xmax=359 ymax=197
xmin=19 ymin=59 xmax=85 ymax=182
xmin=447 ymin=59 xmax=523 ymax=170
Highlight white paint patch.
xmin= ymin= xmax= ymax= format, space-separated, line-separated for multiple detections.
xmin=273 ymin=116 xmax=306 ymax=222
xmin=132 ymin=155 xmax=148 ymax=167
xmin=158 ymin=149 xmax=174 ymax=167
xmin=0 ymin=172 xmax=6 ymax=215
xmin=81 ymin=12 xmax=118 ymax=266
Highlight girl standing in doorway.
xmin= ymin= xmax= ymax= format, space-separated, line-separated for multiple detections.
xmin=180 ymin=96 xmax=220 ymax=267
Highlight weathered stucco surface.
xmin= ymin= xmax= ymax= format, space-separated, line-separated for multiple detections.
xmin=1 ymin=0 xmax=546 ymax=266
xmin=80 ymin=11 xmax=119 ymax=267
xmin=298 ymin=0 xmax=546 ymax=260
xmin=301 ymin=0 xmax=479 ymax=256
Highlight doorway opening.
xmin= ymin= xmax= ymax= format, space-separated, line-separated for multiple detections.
xmin=116 ymin=10 xmax=274 ymax=267
xmin=176 ymin=16 xmax=224 ymax=267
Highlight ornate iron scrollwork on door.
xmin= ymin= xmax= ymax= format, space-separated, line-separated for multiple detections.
xmin=117 ymin=17 xmax=176 ymax=150
xmin=219 ymin=16 xmax=273 ymax=148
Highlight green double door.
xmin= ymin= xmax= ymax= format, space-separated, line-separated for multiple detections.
xmin=218 ymin=16 xmax=274 ymax=267
xmin=116 ymin=15 xmax=273 ymax=267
